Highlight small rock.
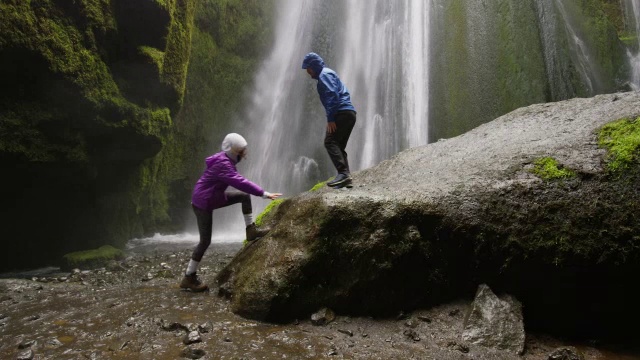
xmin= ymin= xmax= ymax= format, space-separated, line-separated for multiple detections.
xmin=47 ymin=338 xmax=63 ymax=347
xmin=142 ymin=273 xmax=154 ymax=281
xmin=160 ymin=319 xmax=189 ymax=332
xmin=18 ymin=339 xmax=36 ymax=349
xmin=417 ymin=316 xmax=432 ymax=323
xmin=126 ymin=317 xmax=135 ymax=327
xmin=403 ymin=329 xmax=420 ymax=342
xmin=181 ymin=348 xmax=206 ymax=359
xmin=396 ymin=311 xmax=410 ymax=320
xmin=16 ymin=349 xmax=34 ymax=360
xmin=447 ymin=340 xmax=469 ymax=353
xmin=311 ymin=307 xmax=336 ymax=326
xmin=338 ymin=329 xmax=353 ymax=337
xmin=183 ymin=331 xmax=202 ymax=345
xmin=223 ymin=337 xmax=232 ymax=342
xmin=448 ymin=309 xmax=460 ymax=317
xmin=404 ymin=319 xmax=418 ymax=328
xmin=198 ymin=322 xmax=212 ymax=333
xmin=548 ymin=346 xmax=584 ymax=360
xmin=58 ymin=277 xmax=68 ymax=282
xmin=0 ymin=314 xmax=6 ymax=320
xmin=26 ymin=315 xmax=40 ymax=322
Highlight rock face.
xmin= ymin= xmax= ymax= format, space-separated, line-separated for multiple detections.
xmin=217 ymin=92 xmax=640 ymax=340
xmin=462 ymin=284 xmax=525 ymax=355
xmin=0 ymin=0 xmax=195 ymax=270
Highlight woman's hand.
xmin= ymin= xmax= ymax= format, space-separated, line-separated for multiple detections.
xmin=266 ymin=192 xmax=282 ymax=200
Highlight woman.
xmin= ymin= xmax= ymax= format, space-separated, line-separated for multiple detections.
xmin=180 ymin=133 xmax=282 ymax=292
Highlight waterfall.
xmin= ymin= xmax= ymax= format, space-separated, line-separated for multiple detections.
xmin=200 ymin=0 xmax=626 ymax=239
xmin=242 ymin=0 xmax=432 ymax=200
xmin=623 ymin=0 xmax=640 ymax=90
xmin=552 ymin=0 xmax=599 ymax=95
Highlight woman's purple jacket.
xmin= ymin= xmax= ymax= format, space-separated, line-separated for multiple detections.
xmin=191 ymin=151 xmax=264 ymax=212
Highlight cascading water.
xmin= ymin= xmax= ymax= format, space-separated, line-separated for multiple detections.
xmin=242 ymin=0 xmax=431 ymax=198
xmin=623 ymin=0 xmax=640 ymax=89
xmin=193 ymin=0 xmax=628 ymax=240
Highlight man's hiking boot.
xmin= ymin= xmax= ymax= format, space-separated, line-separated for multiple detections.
xmin=180 ymin=273 xmax=208 ymax=292
xmin=327 ymin=173 xmax=352 ymax=187
xmin=246 ymin=223 xmax=270 ymax=242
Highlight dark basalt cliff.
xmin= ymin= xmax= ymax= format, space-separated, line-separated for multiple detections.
xmin=0 ymin=0 xmax=195 ymax=270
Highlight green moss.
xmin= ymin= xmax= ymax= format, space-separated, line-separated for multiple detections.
xmin=530 ymin=157 xmax=576 ymax=180
xmin=619 ymin=35 xmax=637 ymax=47
xmin=61 ymin=245 xmax=124 ymax=270
xmin=598 ymin=117 xmax=640 ymax=171
xmin=309 ymin=181 xmax=327 ymax=192
xmin=255 ymin=199 xmax=284 ymax=227
xmin=139 ymin=46 xmax=165 ymax=72
xmin=160 ymin=0 xmax=197 ymax=110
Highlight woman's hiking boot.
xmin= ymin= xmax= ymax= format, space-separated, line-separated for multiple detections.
xmin=180 ymin=273 xmax=208 ymax=292
xmin=327 ymin=173 xmax=351 ymax=187
xmin=246 ymin=223 xmax=270 ymax=242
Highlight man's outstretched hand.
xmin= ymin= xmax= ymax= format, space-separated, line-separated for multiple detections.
xmin=327 ymin=122 xmax=337 ymax=134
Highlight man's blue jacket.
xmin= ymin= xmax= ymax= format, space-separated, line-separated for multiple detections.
xmin=302 ymin=52 xmax=356 ymax=122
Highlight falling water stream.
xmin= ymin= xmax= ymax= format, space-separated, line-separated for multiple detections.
xmin=623 ymin=0 xmax=640 ymax=89
xmin=189 ymin=0 xmax=639 ymax=240
xmin=242 ymin=0 xmax=432 ymax=196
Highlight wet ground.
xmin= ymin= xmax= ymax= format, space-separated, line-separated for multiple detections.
xmin=1 ymin=242 xmax=639 ymax=360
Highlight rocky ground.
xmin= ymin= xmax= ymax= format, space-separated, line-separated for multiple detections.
xmin=1 ymin=242 xmax=639 ymax=360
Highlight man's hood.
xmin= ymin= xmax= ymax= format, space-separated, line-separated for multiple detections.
xmin=301 ymin=52 xmax=325 ymax=79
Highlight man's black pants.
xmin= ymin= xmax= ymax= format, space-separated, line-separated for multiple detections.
xmin=324 ymin=110 xmax=356 ymax=175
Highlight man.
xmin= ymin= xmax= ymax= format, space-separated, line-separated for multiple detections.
xmin=302 ymin=52 xmax=357 ymax=188
xmin=180 ymin=133 xmax=282 ymax=292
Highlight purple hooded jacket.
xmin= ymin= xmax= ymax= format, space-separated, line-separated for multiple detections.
xmin=191 ymin=151 xmax=264 ymax=211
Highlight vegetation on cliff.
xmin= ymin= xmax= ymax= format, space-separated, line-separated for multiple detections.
xmin=0 ymin=0 xmax=197 ymax=270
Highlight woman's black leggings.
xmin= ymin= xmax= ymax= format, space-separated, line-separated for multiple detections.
xmin=191 ymin=191 xmax=252 ymax=262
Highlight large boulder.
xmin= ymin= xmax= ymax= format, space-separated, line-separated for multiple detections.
xmin=217 ymin=92 xmax=640 ymax=341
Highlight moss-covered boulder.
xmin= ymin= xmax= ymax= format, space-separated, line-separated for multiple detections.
xmin=217 ymin=91 xmax=640 ymax=342
xmin=61 ymin=245 xmax=124 ymax=271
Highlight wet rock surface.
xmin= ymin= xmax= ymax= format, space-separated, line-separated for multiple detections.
xmin=1 ymin=243 xmax=638 ymax=360
xmin=216 ymin=92 xmax=640 ymax=344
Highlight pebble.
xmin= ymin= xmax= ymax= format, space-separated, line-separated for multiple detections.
xmin=181 ymin=348 xmax=206 ymax=359
xmin=18 ymin=339 xmax=36 ymax=349
xmin=183 ymin=331 xmax=202 ymax=345
xmin=16 ymin=349 xmax=34 ymax=360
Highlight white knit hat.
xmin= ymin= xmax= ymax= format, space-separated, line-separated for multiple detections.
xmin=221 ymin=133 xmax=247 ymax=160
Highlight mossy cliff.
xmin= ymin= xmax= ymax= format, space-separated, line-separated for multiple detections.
xmin=217 ymin=91 xmax=640 ymax=342
xmin=0 ymin=0 xmax=274 ymax=271
xmin=0 ymin=0 xmax=197 ymax=271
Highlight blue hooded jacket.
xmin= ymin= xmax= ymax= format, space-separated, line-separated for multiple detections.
xmin=302 ymin=52 xmax=356 ymax=122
